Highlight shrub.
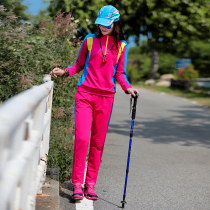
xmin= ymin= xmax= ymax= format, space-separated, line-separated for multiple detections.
xmin=140 ymin=57 xmax=151 ymax=79
xmin=128 ymin=46 xmax=141 ymax=54
xmin=179 ymin=40 xmax=210 ymax=77
xmin=175 ymin=65 xmax=199 ymax=84
xmin=175 ymin=65 xmax=199 ymax=81
xmin=127 ymin=64 xmax=141 ymax=83
xmin=158 ymin=53 xmax=176 ymax=75
xmin=0 ymin=6 xmax=81 ymax=182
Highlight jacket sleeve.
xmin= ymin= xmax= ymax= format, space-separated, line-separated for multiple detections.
xmin=116 ymin=43 xmax=132 ymax=93
xmin=65 ymin=36 xmax=88 ymax=76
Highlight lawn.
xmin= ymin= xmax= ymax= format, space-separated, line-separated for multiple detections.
xmin=135 ymin=82 xmax=210 ymax=108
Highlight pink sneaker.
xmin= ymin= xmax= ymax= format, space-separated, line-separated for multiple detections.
xmin=71 ymin=183 xmax=84 ymax=200
xmin=84 ymin=183 xmax=98 ymax=200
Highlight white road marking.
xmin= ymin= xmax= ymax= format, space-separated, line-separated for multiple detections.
xmin=76 ymin=162 xmax=94 ymax=210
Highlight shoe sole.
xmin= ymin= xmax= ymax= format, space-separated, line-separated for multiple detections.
xmin=85 ymin=195 xmax=98 ymax=200
xmin=71 ymin=195 xmax=84 ymax=200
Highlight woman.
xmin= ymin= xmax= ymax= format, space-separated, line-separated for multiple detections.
xmin=50 ymin=5 xmax=139 ymax=200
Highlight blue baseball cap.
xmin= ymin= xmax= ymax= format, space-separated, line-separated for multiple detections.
xmin=95 ymin=5 xmax=120 ymax=26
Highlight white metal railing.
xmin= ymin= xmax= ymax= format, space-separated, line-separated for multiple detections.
xmin=0 ymin=75 xmax=54 ymax=210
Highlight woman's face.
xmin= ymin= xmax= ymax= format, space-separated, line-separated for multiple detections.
xmin=99 ymin=23 xmax=114 ymax=36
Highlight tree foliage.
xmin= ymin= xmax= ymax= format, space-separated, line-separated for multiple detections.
xmin=47 ymin=0 xmax=210 ymax=51
xmin=105 ymin=0 xmax=210 ymax=51
xmin=0 ymin=0 xmax=28 ymax=21
xmin=48 ymin=0 xmax=105 ymax=37
xmin=47 ymin=0 xmax=210 ymax=77
xmin=176 ymin=40 xmax=210 ymax=77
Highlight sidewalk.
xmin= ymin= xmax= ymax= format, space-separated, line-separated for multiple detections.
xmin=36 ymin=179 xmax=60 ymax=210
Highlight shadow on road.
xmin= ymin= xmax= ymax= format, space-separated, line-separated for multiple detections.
xmin=98 ymin=197 xmax=122 ymax=208
xmin=108 ymin=105 xmax=210 ymax=148
xmin=59 ymin=181 xmax=76 ymax=204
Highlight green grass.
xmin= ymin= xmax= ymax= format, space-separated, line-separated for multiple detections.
xmin=135 ymin=82 xmax=210 ymax=108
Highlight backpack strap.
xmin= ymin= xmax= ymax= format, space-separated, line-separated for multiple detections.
xmin=116 ymin=42 xmax=126 ymax=63
xmin=87 ymin=37 xmax=93 ymax=57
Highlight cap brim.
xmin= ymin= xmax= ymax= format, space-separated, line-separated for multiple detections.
xmin=95 ymin=17 xmax=113 ymax=26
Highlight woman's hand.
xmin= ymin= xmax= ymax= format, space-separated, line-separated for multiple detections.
xmin=126 ymin=88 xmax=140 ymax=98
xmin=49 ymin=68 xmax=65 ymax=78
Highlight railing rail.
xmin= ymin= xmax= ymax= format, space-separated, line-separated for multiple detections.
xmin=0 ymin=75 xmax=53 ymax=210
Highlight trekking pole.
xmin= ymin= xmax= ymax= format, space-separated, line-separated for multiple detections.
xmin=121 ymin=92 xmax=139 ymax=208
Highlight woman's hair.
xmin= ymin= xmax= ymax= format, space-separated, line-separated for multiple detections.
xmin=95 ymin=20 xmax=126 ymax=50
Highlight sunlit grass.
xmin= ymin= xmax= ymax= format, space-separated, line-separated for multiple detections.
xmin=135 ymin=82 xmax=210 ymax=108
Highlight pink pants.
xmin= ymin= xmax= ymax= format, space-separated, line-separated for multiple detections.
xmin=72 ymin=91 xmax=114 ymax=184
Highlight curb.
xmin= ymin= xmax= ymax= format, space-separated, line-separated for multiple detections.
xmin=36 ymin=179 xmax=60 ymax=210
xmin=36 ymin=168 xmax=60 ymax=210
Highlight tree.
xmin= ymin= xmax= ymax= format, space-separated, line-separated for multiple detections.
xmin=178 ymin=40 xmax=210 ymax=77
xmin=0 ymin=0 xmax=28 ymax=21
xmin=48 ymin=0 xmax=105 ymax=37
xmin=104 ymin=0 xmax=210 ymax=78
xmin=47 ymin=0 xmax=210 ymax=77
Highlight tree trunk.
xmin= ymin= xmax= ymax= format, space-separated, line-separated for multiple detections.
xmin=149 ymin=48 xmax=159 ymax=79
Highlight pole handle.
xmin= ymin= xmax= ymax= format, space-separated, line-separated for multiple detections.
xmin=131 ymin=92 xmax=138 ymax=119
xmin=131 ymin=91 xmax=139 ymax=98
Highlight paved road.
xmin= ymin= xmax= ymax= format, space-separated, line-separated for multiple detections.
xmin=60 ymin=85 xmax=210 ymax=210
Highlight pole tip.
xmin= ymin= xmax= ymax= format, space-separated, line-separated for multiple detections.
xmin=121 ymin=200 xmax=126 ymax=208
